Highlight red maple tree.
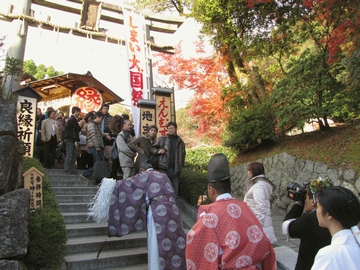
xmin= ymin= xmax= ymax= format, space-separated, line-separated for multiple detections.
xmin=153 ymin=41 xmax=230 ymax=144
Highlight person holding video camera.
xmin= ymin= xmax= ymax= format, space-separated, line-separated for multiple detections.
xmin=282 ymin=178 xmax=333 ymax=270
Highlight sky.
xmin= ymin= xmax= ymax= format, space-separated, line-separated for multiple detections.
xmin=0 ymin=0 xmax=206 ymax=109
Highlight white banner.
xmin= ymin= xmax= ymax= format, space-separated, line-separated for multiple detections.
xmin=123 ymin=7 xmax=147 ymax=137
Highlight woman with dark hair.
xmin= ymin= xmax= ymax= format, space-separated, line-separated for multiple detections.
xmin=77 ymin=111 xmax=95 ymax=170
xmin=244 ymin=162 xmax=277 ymax=244
xmin=311 ymin=186 xmax=360 ymax=270
xmin=104 ymin=115 xmax=124 ymax=179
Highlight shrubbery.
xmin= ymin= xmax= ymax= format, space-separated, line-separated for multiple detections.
xmin=179 ymin=146 xmax=236 ymax=206
xmin=225 ymin=102 xmax=276 ymax=150
xmin=21 ymin=157 xmax=67 ymax=269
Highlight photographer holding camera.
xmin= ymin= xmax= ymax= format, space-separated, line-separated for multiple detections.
xmin=282 ymin=178 xmax=333 ymax=270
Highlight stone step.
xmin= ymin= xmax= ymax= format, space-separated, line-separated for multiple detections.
xmin=64 ymin=247 xmax=148 ymax=270
xmin=56 ymin=194 xmax=94 ymax=203
xmin=48 ymin=179 xmax=95 ymax=187
xmin=66 ymin=232 xmax=147 ymax=254
xmin=63 ymin=212 xmax=93 ymax=224
xmin=66 ymin=223 xmax=108 ymax=238
xmin=47 ymin=174 xmax=86 ymax=181
xmin=52 ymin=186 xmax=98 ymax=195
xmin=59 ymin=202 xmax=89 ymax=213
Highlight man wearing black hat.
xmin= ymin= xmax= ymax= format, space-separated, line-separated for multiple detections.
xmin=108 ymin=157 xmax=186 ymax=270
xmin=186 ymin=153 xmax=277 ymax=270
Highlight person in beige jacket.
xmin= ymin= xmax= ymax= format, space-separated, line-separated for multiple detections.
xmin=41 ymin=110 xmax=61 ymax=168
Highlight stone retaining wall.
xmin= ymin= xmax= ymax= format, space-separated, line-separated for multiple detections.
xmin=230 ymin=152 xmax=360 ymax=210
xmin=0 ymin=99 xmax=29 ymax=269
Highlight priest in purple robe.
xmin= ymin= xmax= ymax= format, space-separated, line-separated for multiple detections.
xmin=108 ymin=156 xmax=186 ymax=270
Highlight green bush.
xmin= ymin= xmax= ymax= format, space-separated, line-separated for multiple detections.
xmin=179 ymin=146 xmax=236 ymax=206
xmin=185 ymin=146 xmax=237 ymax=171
xmin=225 ymin=102 xmax=276 ymax=150
xmin=22 ymin=157 xmax=67 ymax=269
xmin=179 ymin=167 xmax=208 ymax=206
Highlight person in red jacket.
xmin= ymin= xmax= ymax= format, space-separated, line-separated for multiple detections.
xmin=186 ymin=153 xmax=276 ymax=270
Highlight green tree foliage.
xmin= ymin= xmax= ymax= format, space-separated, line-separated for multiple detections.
xmin=225 ymin=102 xmax=276 ymax=151
xmin=131 ymin=0 xmax=191 ymax=15
xmin=150 ymin=0 xmax=359 ymax=152
xmin=23 ymin=60 xmax=63 ymax=79
xmin=1 ymin=56 xmax=23 ymax=98
xmin=179 ymin=146 xmax=236 ymax=205
xmin=271 ymin=48 xmax=345 ymax=131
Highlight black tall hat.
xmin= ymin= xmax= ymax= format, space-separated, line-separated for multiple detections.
xmin=208 ymin=153 xmax=230 ymax=183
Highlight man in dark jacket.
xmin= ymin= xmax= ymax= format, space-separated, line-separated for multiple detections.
xmin=63 ymin=106 xmax=81 ymax=174
xmin=282 ymin=178 xmax=333 ymax=270
xmin=100 ymin=103 xmax=113 ymax=132
xmin=150 ymin=121 xmax=186 ymax=199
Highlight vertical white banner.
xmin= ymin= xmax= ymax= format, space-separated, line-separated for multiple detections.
xmin=123 ymin=7 xmax=147 ymax=137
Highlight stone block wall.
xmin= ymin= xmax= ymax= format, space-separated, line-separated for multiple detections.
xmin=0 ymin=99 xmax=29 ymax=268
xmin=0 ymin=99 xmax=21 ymax=194
xmin=230 ymin=152 xmax=359 ymax=210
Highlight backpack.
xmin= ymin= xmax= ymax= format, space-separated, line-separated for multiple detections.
xmin=110 ymin=133 xmax=126 ymax=160
xmin=110 ymin=140 xmax=118 ymax=160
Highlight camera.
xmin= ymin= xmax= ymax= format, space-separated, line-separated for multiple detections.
xmin=287 ymin=182 xmax=308 ymax=202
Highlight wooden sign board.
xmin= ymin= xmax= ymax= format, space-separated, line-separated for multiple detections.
xmin=16 ymin=96 xmax=37 ymax=157
xmin=138 ymin=99 xmax=156 ymax=137
xmin=23 ymin=167 xmax=44 ymax=211
xmin=153 ymin=87 xmax=175 ymax=137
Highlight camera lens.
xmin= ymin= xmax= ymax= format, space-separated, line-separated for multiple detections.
xmin=287 ymin=182 xmax=301 ymax=191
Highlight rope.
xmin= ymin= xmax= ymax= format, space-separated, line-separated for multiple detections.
xmin=0 ymin=11 xmax=174 ymax=50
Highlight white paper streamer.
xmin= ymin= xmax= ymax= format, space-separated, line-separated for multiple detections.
xmin=87 ymin=177 xmax=116 ymax=223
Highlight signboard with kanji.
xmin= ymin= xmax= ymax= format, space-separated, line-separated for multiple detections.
xmin=23 ymin=167 xmax=44 ymax=211
xmin=153 ymin=88 xmax=175 ymax=137
xmin=17 ymin=96 xmax=37 ymax=157
xmin=71 ymin=86 xmax=103 ymax=113
xmin=138 ymin=100 xmax=156 ymax=136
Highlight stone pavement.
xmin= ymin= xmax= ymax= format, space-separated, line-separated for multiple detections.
xmin=272 ymin=208 xmax=300 ymax=270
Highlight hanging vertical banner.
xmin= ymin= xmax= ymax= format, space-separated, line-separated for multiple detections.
xmin=123 ymin=7 xmax=147 ymax=137
xmin=17 ymin=96 xmax=37 ymax=157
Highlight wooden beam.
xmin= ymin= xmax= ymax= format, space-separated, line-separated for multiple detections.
xmin=31 ymin=0 xmax=185 ymax=34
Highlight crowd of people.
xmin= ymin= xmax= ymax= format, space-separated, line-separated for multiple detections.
xmin=34 ymin=104 xmax=186 ymax=186
xmin=35 ymin=104 xmax=360 ymax=270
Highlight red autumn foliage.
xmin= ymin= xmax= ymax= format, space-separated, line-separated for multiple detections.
xmin=153 ymin=41 xmax=230 ymax=144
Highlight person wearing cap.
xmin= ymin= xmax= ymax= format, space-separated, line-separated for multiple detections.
xmin=186 ymin=153 xmax=276 ymax=270
xmin=128 ymin=124 xmax=158 ymax=171
xmin=282 ymin=178 xmax=333 ymax=270
xmin=108 ymin=156 xmax=186 ymax=270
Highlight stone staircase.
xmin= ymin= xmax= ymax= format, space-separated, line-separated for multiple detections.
xmin=46 ymin=169 xmax=148 ymax=270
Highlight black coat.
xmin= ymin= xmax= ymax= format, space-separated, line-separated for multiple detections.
xmin=284 ymin=203 xmax=332 ymax=270
xmin=63 ymin=115 xmax=81 ymax=142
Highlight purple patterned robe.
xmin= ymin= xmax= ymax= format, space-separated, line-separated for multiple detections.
xmin=108 ymin=170 xmax=186 ymax=269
